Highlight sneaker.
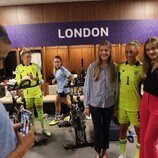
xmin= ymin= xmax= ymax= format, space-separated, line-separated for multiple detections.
xmin=63 ymin=116 xmax=70 ymax=122
xmin=42 ymin=129 xmax=52 ymax=137
xmin=118 ymin=153 xmax=126 ymax=158
xmin=49 ymin=119 xmax=59 ymax=126
xmin=85 ymin=114 xmax=92 ymax=120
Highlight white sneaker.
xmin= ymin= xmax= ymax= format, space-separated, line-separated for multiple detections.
xmin=42 ymin=129 xmax=52 ymax=137
xmin=118 ymin=153 xmax=126 ymax=158
xmin=85 ymin=114 xmax=92 ymax=120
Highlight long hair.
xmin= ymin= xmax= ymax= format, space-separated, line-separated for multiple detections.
xmin=94 ymin=40 xmax=115 ymax=82
xmin=53 ymin=55 xmax=63 ymax=73
xmin=143 ymin=36 xmax=158 ymax=75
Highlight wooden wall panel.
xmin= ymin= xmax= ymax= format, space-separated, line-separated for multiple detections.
xmin=94 ymin=0 xmax=120 ymax=20
xmin=144 ymin=1 xmax=158 ymax=19
xmin=119 ymin=0 xmax=145 ymax=19
xmin=138 ymin=44 xmax=144 ymax=62
xmin=120 ymin=44 xmax=127 ymax=62
xmin=67 ymin=2 xmax=95 ymax=22
xmin=69 ymin=46 xmax=82 ymax=74
xmin=56 ymin=46 xmax=69 ymax=68
xmin=81 ymin=45 xmax=95 ymax=71
xmin=44 ymin=47 xmax=57 ymax=82
xmin=1 ymin=1 xmax=158 ymax=26
xmin=0 ymin=6 xmax=17 ymax=25
xmin=16 ymin=4 xmax=42 ymax=24
xmin=112 ymin=44 xmax=120 ymax=64
xmin=42 ymin=3 xmax=68 ymax=23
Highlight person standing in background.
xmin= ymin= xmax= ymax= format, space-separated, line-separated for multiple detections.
xmin=84 ymin=40 xmax=119 ymax=158
xmin=140 ymin=37 xmax=158 ymax=158
xmin=16 ymin=48 xmax=51 ymax=137
xmin=118 ymin=41 xmax=143 ymax=158
xmin=49 ymin=55 xmax=73 ymax=126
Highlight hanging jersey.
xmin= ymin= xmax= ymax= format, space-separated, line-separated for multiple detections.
xmin=16 ymin=63 xmax=42 ymax=98
xmin=119 ymin=61 xmax=143 ymax=111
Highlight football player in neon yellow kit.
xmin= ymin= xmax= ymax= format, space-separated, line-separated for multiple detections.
xmin=118 ymin=41 xmax=143 ymax=158
xmin=16 ymin=49 xmax=51 ymax=137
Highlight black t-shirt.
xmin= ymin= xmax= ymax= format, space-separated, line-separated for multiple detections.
xmin=144 ymin=67 xmax=158 ymax=97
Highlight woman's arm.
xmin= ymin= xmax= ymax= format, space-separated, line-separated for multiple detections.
xmin=114 ymin=65 xmax=120 ymax=110
xmin=83 ymin=65 xmax=92 ymax=116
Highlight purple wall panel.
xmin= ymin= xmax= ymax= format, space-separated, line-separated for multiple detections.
xmin=4 ymin=20 xmax=158 ymax=47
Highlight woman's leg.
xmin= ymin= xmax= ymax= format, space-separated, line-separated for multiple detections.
xmin=118 ymin=108 xmax=129 ymax=157
xmin=140 ymin=92 xmax=150 ymax=158
xmin=34 ymin=97 xmax=44 ymax=129
xmin=49 ymin=94 xmax=62 ymax=126
xmin=64 ymin=95 xmax=71 ymax=107
xmin=143 ymin=94 xmax=158 ymax=158
xmin=25 ymin=98 xmax=34 ymax=126
xmin=134 ymin=126 xmax=140 ymax=158
xmin=55 ymin=94 xmax=62 ymax=113
xmin=35 ymin=97 xmax=51 ymax=137
xmin=101 ymin=106 xmax=114 ymax=158
xmin=90 ymin=106 xmax=102 ymax=155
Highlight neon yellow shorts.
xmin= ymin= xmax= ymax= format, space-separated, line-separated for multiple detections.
xmin=118 ymin=108 xmax=140 ymax=126
xmin=25 ymin=97 xmax=43 ymax=108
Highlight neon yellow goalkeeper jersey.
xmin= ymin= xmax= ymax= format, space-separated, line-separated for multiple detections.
xmin=16 ymin=63 xmax=42 ymax=98
xmin=118 ymin=61 xmax=143 ymax=111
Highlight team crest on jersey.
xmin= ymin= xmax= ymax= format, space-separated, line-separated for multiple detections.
xmin=134 ymin=70 xmax=139 ymax=76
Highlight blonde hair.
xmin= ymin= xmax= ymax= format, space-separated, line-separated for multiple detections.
xmin=144 ymin=36 xmax=158 ymax=74
xmin=125 ymin=40 xmax=140 ymax=51
xmin=94 ymin=40 xmax=115 ymax=82
xmin=20 ymin=48 xmax=31 ymax=56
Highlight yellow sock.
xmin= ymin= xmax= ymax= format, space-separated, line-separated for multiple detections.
xmin=119 ymin=139 xmax=127 ymax=154
xmin=135 ymin=143 xmax=140 ymax=158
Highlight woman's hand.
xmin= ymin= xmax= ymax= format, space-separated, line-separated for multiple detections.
xmin=52 ymin=79 xmax=56 ymax=85
xmin=7 ymin=125 xmax=34 ymax=158
xmin=16 ymin=126 xmax=34 ymax=154
xmin=28 ymin=73 xmax=37 ymax=80
xmin=83 ymin=107 xmax=90 ymax=116
xmin=14 ymin=123 xmax=34 ymax=151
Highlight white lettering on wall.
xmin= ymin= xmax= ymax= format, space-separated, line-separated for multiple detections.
xmin=58 ymin=27 xmax=109 ymax=39
xmin=100 ymin=27 xmax=108 ymax=36
xmin=58 ymin=29 xmax=65 ymax=38
xmin=83 ymin=28 xmax=91 ymax=37
xmin=74 ymin=28 xmax=82 ymax=37
xmin=65 ymin=29 xmax=73 ymax=38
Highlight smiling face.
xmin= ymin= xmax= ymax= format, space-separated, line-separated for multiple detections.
xmin=54 ymin=57 xmax=62 ymax=69
xmin=125 ymin=45 xmax=138 ymax=65
xmin=99 ymin=45 xmax=111 ymax=62
xmin=145 ymin=42 xmax=158 ymax=61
